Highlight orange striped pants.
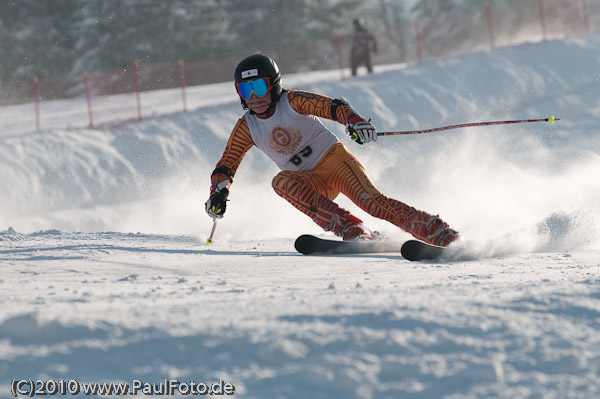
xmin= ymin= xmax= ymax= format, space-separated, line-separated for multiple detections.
xmin=272 ymin=142 xmax=440 ymax=240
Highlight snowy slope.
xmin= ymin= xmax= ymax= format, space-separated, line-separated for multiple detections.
xmin=1 ymin=35 xmax=600 ymax=398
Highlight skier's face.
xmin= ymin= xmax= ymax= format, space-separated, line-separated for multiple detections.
xmin=245 ymin=92 xmax=272 ymax=114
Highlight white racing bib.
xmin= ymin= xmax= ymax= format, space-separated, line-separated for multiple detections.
xmin=245 ymin=92 xmax=338 ymax=171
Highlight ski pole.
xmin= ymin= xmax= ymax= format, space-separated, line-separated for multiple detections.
xmin=377 ymin=116 xmax=558 ymax=137
xmin=206 ymin=218 xmax=217 ymax=245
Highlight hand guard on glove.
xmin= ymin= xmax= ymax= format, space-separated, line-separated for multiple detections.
xmin=346 ymin=115 xmax=377 ymax=145
xmin=205 ymin=180 xmax=230 ymax=219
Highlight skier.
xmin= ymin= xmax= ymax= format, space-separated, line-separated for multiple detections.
xmin=205 ymin=54 xmax=459 ymax=246
xmin=350 ymin=18 xmax=377 ymax=76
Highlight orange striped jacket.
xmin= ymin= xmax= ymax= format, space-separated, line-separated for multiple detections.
xmin=211 ymin=89 xmax=359 ymax=186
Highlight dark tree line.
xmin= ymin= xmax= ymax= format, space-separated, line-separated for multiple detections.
xmin=1 ymin=0 xmax=489 ymax=87
xmin=0 ymin=0 xmax=369 ymax=86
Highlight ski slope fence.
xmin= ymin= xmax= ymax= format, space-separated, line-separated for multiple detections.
xmin=1 ymin=0 xmax=598 ymax=134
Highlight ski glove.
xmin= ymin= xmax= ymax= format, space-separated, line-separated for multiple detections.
xmin=205 ymin=181 xmax=229 ymax=219
xmin=346 ymin=115 xmax=377 ymax=145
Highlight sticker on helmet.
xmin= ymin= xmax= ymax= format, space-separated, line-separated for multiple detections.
xmin=241 ymin=69 xmax=259 ymax=79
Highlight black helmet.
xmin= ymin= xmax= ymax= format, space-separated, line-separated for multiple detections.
xmin=234 ymin=54 xmax=283 ymax=109
xmin=353 ymin=18 xmax=365 ymax=29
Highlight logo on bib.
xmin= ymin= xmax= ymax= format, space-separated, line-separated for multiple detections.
xmin=270 ymin=126 xmax=301 ymax=154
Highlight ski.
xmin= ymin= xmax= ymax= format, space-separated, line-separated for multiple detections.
xmin=400 ymin=240 xmax=446 ymax=261
xmin=294 ymin=234 xmax=400 ymax=255
xmin=295 ymin=235 xmax=451 ymax=261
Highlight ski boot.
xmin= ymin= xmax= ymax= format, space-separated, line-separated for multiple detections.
xmin=329 ymin=212 xmax=374 ymax=241
xmin=411 ymin=213 xmax=459 ymax=247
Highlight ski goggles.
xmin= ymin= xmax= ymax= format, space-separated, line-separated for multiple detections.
xmin=236 ymin=77 xmax=272 ymax=100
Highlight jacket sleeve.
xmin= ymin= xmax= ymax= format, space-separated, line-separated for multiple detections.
xmin=287 ymin=89 xmax=361 ymax=125
xmin=211 ymin=116 xmax=254 ymax=186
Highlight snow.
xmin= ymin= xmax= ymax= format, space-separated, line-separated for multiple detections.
xmin=1 ymin=34 xmax=600 ymax=398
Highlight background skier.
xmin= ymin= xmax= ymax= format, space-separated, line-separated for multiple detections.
xmin=350 ymin=18 xmax=378 ymax=76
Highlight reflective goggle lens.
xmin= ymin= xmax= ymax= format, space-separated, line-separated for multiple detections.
xmin=237 ymin=78 xmax=269 ymax=100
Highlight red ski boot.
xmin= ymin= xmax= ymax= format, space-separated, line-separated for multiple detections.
xmin=310 ymin=197 xmax=375 ymax=241
xmin=328 ymin=212 xmax=374 ymax=241
xmin=410 ymin=213 xmax=459 ymax=247
xmin=340 ymin=214 xmax=374 ymax=241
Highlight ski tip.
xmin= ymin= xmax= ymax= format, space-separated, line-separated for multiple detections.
xmin=294 ymin=234 xmax=317 ymax=255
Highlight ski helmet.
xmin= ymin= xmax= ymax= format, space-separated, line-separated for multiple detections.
xmin=234 ymin=54 xmax=282 ymax=109
xmin=353 ymin=18 xmax=365 ymax=30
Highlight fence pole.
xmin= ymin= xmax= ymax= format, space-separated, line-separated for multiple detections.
xmin=33 ymin=76 xmax=40 ymax=131
xmin=414 ymin=19 xmax=423 ymax=65
xmin=580 ymin=0 xmax=590 ymax=35
xmin=133 ymin=59 xmax=142 ymax=121
xmin=332 ymin=29 xmax=345 ymax=81
xmin=83 ymin=71 xmax=94 ymax=128
xmin=485 ymin=2 xmax=496 ymax=49
xmin=538 ymin=0 xmax=547 ymax=41
xmin=178 ymin=59 xmax=188 ymax=112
